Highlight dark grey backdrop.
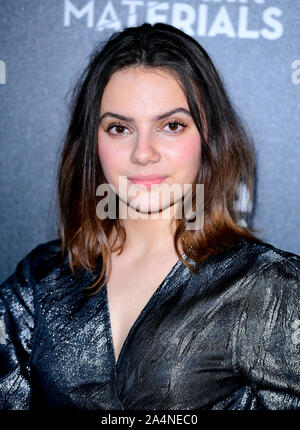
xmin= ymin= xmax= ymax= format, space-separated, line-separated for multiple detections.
xmin=0 ymin=0 xmax=299 ymax=283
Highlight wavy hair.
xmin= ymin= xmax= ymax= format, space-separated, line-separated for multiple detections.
xmin=56 ymin=22 xmax=262 ymax=295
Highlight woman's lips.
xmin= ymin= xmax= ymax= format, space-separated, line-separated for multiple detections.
xmin=128 ymin=176 xmax=167 ymax=187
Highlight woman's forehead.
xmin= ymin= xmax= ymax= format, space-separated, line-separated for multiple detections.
xmin=100 ymin=67 xmax=189 ymax=114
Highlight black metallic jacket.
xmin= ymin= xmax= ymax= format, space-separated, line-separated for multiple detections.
xmin=0 ymin=238 xmax=300 ymax=410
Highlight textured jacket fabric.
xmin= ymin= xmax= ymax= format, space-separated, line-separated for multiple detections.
xmin=0 ymin=237 xmax=300 ymax=410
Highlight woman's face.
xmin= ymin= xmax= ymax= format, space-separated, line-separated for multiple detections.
xmin=97 ymin=66 xmax=202 ymax=218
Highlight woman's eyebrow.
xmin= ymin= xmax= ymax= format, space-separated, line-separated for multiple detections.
xmin=99 ymin=108 xmax=192 ymax=124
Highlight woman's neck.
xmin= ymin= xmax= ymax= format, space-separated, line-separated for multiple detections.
xmin=109 ymin=205 xmax=181 ymax=259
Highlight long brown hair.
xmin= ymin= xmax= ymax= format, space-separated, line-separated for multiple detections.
xmin=55 ymin=22 xmax=262 ymax=295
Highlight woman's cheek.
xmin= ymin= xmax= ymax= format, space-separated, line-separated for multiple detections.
xmin=177 ymin=135 xmax=201 ymax=163
xmin=98 ymin=146 xmax=110 ymax=167
xmin=98 ymin=136 xmax=116 ymax=169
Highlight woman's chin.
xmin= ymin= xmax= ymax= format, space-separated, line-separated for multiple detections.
xmin=125 ymin=201 xmax=174 ymax=219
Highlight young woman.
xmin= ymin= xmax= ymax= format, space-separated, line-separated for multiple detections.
xmin=1 ymin=22 xmax=299 ymax=410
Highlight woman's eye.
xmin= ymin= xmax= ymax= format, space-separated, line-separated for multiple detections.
xmin=163 ymin=121 xmax=187 ymax=133
xmin=105 ymin=120 xmax=187 ymax=137
xmin=105 ymin=123 xmax=130 ymax=136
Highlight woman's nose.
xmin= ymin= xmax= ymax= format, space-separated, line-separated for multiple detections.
xmin=130 ymin=129 xmax=161 ymax=165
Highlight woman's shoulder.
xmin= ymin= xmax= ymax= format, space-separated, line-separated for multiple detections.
xmin=251 ymin=238 xmax=299 ymax=261
xmin=189 ymin=238 xmax=300 ymax=300
xmin=27 ymin=237 xmax=66 ymax=282
xmin=241 ymin=238 xmax=300 ymax=278
xmin=230 ymin=238 xmax=300 ymax=308
xmin=1 ymin=238 xmax=65 ymax=292
xmin=0 ymin=239 xmax=64 ymax=323
xmin=195 ymin=237 xmax=300 ymax=279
